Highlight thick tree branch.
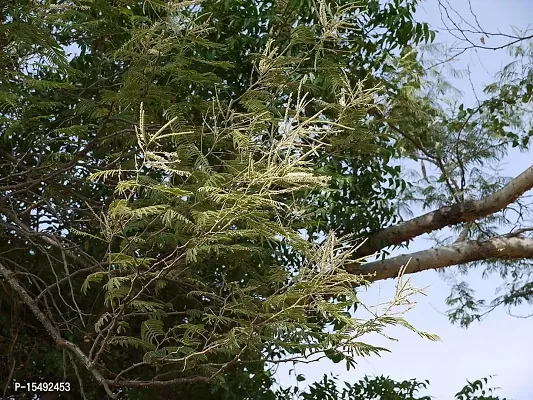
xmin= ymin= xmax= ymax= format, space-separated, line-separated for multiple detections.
xmin=106 ymin=376 xmax=211 ymax=388
xmin=353 ymin=165 xmax=533 ymax=258
xmin=348 ymin=237 xmax=533 ymax=281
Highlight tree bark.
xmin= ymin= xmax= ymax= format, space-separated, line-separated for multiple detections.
xmin=348 ymin=237 xmax=533 ymax=281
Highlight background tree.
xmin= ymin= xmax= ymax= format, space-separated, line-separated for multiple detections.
xmin=344 ymin=1 xmax=533 ymax=327
xmin=276 ymin=374 xmax=506 ymax=400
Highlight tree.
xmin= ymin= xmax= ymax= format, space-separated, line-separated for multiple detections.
xmin=345 ymin=3 xmax=533 ymax=326
xmin=1 ymin=0 xmax=436 ymax=398
xmin=1 ymin=0 xmax=531 ymax=398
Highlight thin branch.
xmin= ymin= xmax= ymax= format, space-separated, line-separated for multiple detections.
xmin=0 ymin=262 xmax=116 ymax=399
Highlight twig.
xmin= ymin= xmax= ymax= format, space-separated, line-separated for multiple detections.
xmin=0 ymin=262 xmax=117 ymax=399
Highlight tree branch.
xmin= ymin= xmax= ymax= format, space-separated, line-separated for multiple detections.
xmin=0 ymin=262 xmax=116 ymax=399
xmin=106 ymin=376 xmax=211 ymax=388
xmin=353 ymin=165 xmax=533 ymax=258
xmin=348 ymin=237 xmax=533 ymax=281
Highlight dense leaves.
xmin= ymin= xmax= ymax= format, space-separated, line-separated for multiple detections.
xmin=277 ymin=374 xmax=506 ymax=400
xmin=0 ymin=0 xmax=437 ymax=398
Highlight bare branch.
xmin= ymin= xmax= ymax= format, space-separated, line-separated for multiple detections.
xmin=0 ymin=262 xmax=117 ymax=399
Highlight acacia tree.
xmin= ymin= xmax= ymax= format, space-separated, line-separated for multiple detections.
xmin=1 ymin=0 xmax=437 ymax=399
xmin=1 ymin=0 xmax=532 ymax=399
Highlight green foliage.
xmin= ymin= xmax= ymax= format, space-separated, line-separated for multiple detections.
xmin=6 ymin=0 xmax=524 ymax=397
xmin=0 ymin=0 xmax=439 ymax=398
xmin=442 ymin=39 xmax=533 ymax=326
xmin=276 ymin=374 xmax=506 ymax=400
xmin=85 ymin=57 xmax=437 ymax=389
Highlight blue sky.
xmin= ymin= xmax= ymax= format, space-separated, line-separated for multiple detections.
xmin=275 ymin=0 xmax=533 ymax=398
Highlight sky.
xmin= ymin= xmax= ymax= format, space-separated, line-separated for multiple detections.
xmin=275 ymin=0 xmax=533 ymax=398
